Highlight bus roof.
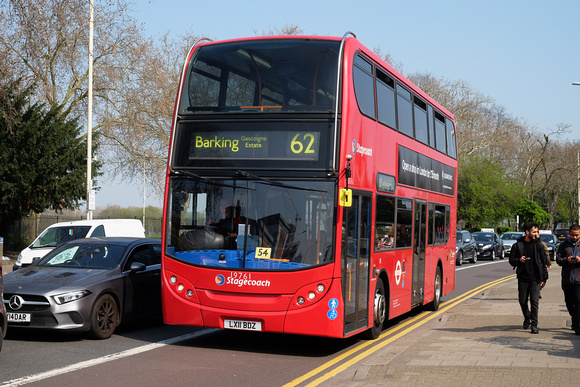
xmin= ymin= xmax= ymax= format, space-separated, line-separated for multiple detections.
xmin=185 ymin=34 xmax=455 ymax=121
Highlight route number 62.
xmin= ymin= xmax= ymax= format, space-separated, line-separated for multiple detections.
xmin=291 ymin=133 xmax=316 ymax=154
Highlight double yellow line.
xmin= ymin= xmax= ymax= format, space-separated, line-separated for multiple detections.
xmin=284 ymin=274 xmax=516 ymax=387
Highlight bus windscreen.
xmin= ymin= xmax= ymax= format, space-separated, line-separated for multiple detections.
xmin=179 ymin=39 xmax=340 ymax=113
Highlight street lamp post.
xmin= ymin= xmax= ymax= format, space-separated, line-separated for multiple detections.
xmin=86 ymin=0 xmax=94 ymax=220
xmin=575 ymin=83 xmax=580 ymax=223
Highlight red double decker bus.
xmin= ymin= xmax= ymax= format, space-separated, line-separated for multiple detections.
xmin=161 ymin=33 xmax=457 ymax=339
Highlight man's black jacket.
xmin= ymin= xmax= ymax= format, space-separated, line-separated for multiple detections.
xmin=556 ymin=238 xmax=580 ymax=285
xmin=509 ymin=237 xmax=549 ymax=283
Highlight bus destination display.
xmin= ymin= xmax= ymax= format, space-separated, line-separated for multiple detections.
xmin=189 ymin=130 xmax=321 ymax=161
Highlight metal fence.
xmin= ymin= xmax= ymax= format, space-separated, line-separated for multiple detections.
xmin=4 ymin=214 xmax=163 ymax=252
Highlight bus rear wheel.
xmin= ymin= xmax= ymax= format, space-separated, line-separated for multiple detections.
xmin=426 ymin=267 xmax=442 ymax=311
xmin=364 ymin=278 xmax=387 ymax=339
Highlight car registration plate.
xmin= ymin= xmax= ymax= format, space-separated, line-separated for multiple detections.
xmin=7 ymin=312 xmax=31 ymax=323
xmin=224 ymin=319 xmax=262 ymax=331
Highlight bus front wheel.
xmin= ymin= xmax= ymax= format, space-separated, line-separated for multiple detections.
xmin=364 ymin=278 xmax=387 ymax=339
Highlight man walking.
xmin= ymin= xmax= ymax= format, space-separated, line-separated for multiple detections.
xmin=509 ymin=221 xmax=549 ymax=334
xmin=556 ymin=224 xmax=580 ymax=334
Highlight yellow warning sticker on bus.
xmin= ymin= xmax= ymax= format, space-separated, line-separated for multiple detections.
xmin=339 ymin=188 xmax=352 ymax=207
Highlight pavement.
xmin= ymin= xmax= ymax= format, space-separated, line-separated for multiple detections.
xmin=325 ymin=265 xmax=580 ymax=386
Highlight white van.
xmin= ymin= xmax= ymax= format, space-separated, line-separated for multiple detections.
xmin=14 ymin=219 xmax=145 ymax=270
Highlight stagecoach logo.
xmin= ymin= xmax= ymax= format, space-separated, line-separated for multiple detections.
xmin=9 ymin=295 xmax=24 ymax=310
xmin=352 ymin=139 xmax=373 ymax=157
xmin=215 ymin=272 xmax=272 ymax=288
xmin=215 ymin=274 xmax=226 ymax=286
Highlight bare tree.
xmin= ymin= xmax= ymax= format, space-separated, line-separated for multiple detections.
xmin=373 ymin=47 xmax=404 ymax=74
xmin=0 ymin=0 xmax=144 ymax=117
xmin=0 ymin=0 xmax=186 ymax=199
xmin=410 ymin=73 xmax=512 ymax=158
xmin=513 ymin=124 xmax=575 ymax=227
xmin=254 ymin=24 xmax=305 ymax=36
xmin=99 ymin=32 xmax=194 ymax=195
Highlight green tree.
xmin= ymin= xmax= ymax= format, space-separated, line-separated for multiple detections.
xmin=0 ymin=78 xmax=99 ymax=230
xmin=458 ymin=156 xmax=520 ymax=229
xmin=514 ymin=198 xmax=552 ymax=228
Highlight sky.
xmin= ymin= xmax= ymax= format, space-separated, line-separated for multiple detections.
xmin=94 ymin=0 xmax=580 ymax=210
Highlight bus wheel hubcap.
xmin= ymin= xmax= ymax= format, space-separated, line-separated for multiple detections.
xmin=374 ymin=290 xmax=386 ymax=324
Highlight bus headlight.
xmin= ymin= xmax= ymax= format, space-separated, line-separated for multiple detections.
xmin=290 ymin=280 xmax=332 ymax=309
xmin=165 ymin=272 xmax=199 ymax=303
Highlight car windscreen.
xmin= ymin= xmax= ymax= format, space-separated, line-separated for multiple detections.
xmin=37 ymin=243 xmax=128 ymax=269
xmin=540 ymin=234 xmax=556 ymax=244
xmin=473 ymin=233 xmax=493 ymax=242
xmin=31 ymin=226 xmax=92 ymax=248
xmin=501 ymin=233 xmax=522 ymax=240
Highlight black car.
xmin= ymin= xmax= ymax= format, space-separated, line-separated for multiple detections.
xmin=456 ymin=230 xmax=477 ymax=265
xmin=472 ymin=231 xmax=504 ymax=260
xmin=3 ymin=238 xmax=161 ymax=339
xmin=555 ymin=228 xmax=569 ymax=242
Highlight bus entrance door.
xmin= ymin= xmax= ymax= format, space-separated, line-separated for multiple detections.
xmin=341 ymin=193 xmax=371 ymax=335
xmin=412 ymin=200 xmax=427 ymax=307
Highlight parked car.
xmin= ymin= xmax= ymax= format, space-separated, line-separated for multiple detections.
xmin=14 ymin=219 xmax=146 ymax=271
xmin=500 ymin=232 xmax=525 ymax=258
xmin=539 ymin=233 xmax=559 ymax=262
xmin=456 ymin=230 xmax=477 ymax=265
xmin=3 ymin=238 xmax=161 ymax=339
xmin=555 ymin=228 xmax=569 ymax=242
xmin=472 ymin=231 xmax=504 ymax=260
xmin=0 ymin=264 xmax=7 ymax=352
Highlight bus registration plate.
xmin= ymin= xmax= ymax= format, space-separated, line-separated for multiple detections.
xmin=224 ymin=319 xmax=262 ymax=331
xmin=7 ymin=312 xmax=31 ymax=323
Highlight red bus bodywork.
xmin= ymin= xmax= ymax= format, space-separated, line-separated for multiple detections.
xmin=162 ymin=34 xmax=457 ymax=339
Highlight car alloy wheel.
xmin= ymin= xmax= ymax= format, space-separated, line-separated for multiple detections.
xmin=89 ymin=294 xmax=119 ymax=339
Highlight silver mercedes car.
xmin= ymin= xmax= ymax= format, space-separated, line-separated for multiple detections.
xmin=2 ymin=237 xmax=161 ymax=339
xmin=0 ymin=262 xmax=7 ymax=352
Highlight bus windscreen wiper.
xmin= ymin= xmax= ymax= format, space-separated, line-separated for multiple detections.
xmin=170 ymin=170 xmax=254 ymax=190
xmin=236 ymin=170 xmax=327 ymax=193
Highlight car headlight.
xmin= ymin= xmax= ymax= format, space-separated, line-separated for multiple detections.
xmin=16 ymin=253 xmax=22 ymax=265
xmin=52 ymin=290 xmax=92 ymax=305
xmin=482 ymin=245 xmax=492 ymax=250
